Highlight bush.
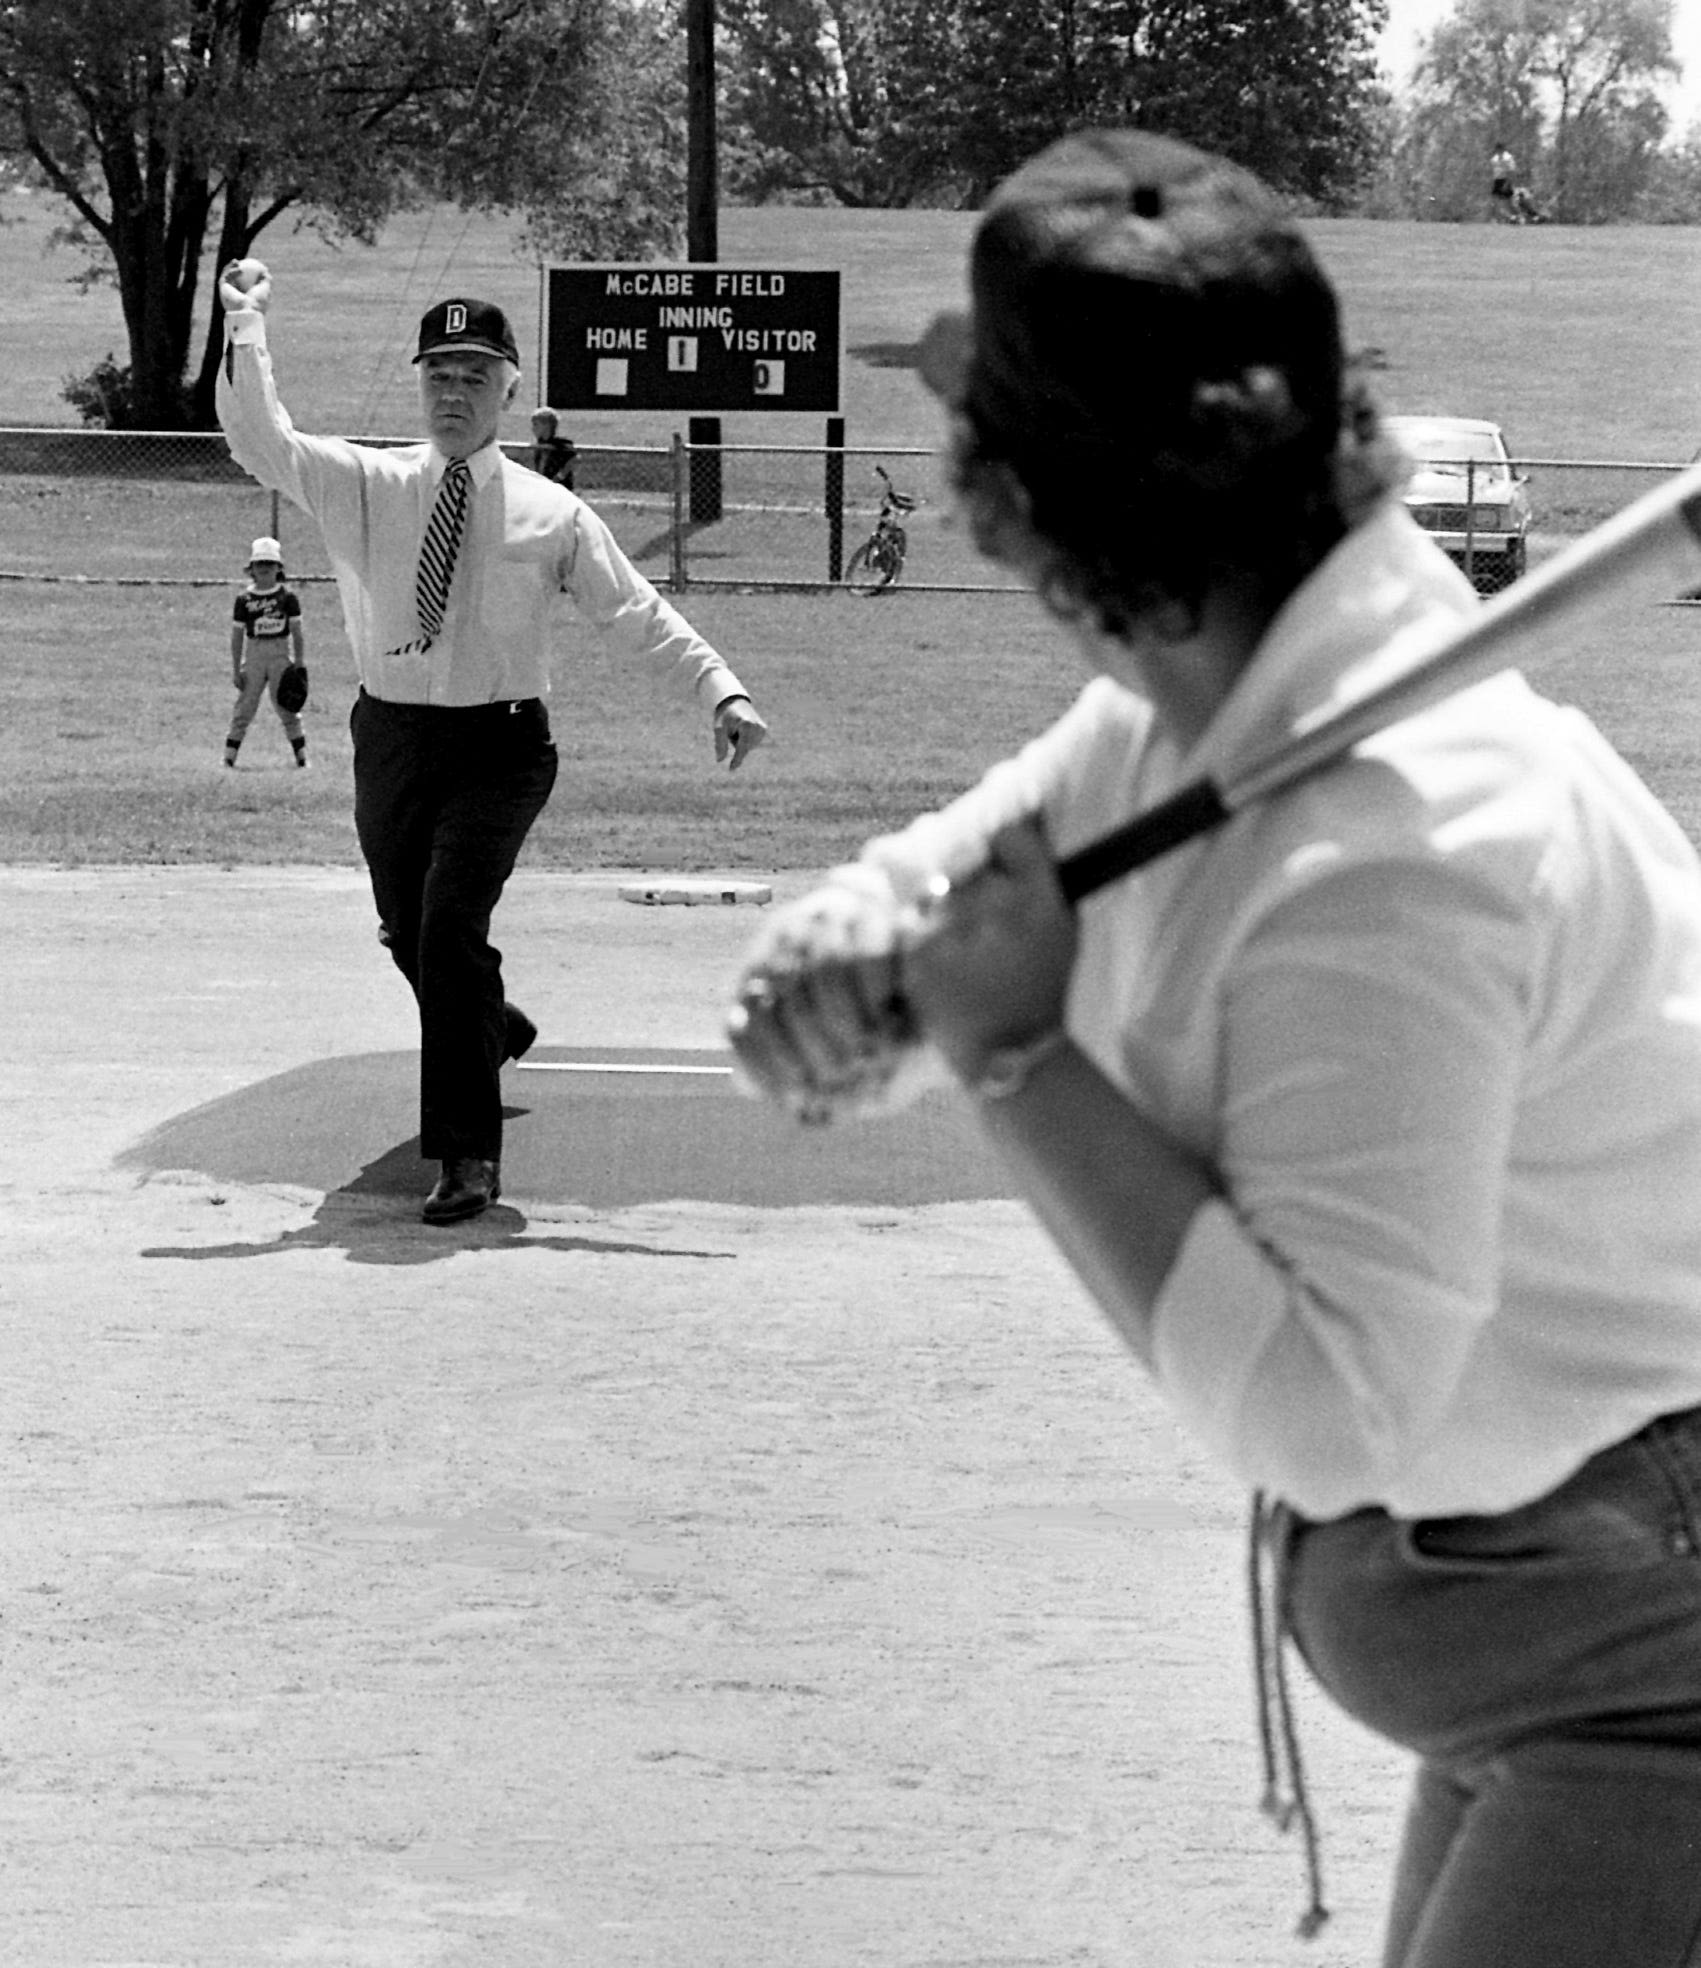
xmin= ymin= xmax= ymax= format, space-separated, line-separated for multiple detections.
xmin=60 ymin=354 xmax=189 ymax=430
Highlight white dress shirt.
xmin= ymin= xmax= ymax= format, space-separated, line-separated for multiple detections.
xmin=217 ymin=311 xmax=748 ymax=712
xmin=855 ymin=501 xmax=1701 ymax=1519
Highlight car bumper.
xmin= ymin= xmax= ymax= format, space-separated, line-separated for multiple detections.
xmin=1429 ymin=530 xmax=1524 ymax=559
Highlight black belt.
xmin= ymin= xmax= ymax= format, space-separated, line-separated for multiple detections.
xmin=359 ymin=687 xmax=540 ymax=718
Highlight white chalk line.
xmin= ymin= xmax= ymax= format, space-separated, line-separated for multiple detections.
xmin=517 ymin=1061 xmax=734 ymax=1077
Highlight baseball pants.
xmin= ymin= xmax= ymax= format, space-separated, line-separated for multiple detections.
xmin=228 ymin=646 xmax=305 ymax=747
xmin=351 ymin=689 xmax=559 ymax=1162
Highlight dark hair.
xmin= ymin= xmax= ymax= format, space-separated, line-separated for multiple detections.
xmin=943 ymin=131 xmax=1398 ymax=638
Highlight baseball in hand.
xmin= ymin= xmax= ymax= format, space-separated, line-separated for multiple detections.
xmin=219 ymin=257 xmax=271 ymax=312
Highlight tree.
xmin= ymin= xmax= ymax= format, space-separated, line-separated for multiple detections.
xmin=719 ymin=0 xmax=961 ymax=207
xmin=1631 ymin=122 xmax=1701 ymax=220
xmin=938 ymin=0 xmax=1100 ymax=203
xmin=511 ymin=0 xmax=693 ymax=264
xmin=1132 ymin=0 xmax=1390 ymax=209
xmin=1534 ymin=0 xmax=1674 ymax=216
xmin=0 ymin=0 xmax=681 ymax=428
xmin=1404 ymin=0 xmax=1676 ymax=222
xmin=722 ymin=0 xmax=1390 ymax=211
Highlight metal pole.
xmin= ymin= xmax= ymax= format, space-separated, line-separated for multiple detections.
xmin=689 ymin=416 xmax=723 ymax=525
xmin=671 ymin=431 xmax=689 ymax=592
xmin=687 ymin=0 xmax=718 ymax=264
xmin=686 ymin=0 xmax=722 ymax=524
xmin=825 ymin=417 xmax=845 ymax=582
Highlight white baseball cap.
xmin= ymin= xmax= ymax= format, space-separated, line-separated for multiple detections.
xmin=247 ymin=536 xmax=283 ymax=565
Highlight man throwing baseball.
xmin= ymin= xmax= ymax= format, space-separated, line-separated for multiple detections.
xmin=216 ymin=259 xmax=769 ymax=1224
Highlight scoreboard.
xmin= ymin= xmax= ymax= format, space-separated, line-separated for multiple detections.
xmin=542 ymin=266 xmax=841 ymax=415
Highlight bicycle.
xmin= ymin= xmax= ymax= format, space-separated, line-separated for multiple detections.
xmin=843 ymin=465 xmax=916 ymax=594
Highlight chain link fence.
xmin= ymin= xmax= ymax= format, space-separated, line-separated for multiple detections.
xmin=1410 ymin=453 xmax=1693 ymax=599
xmin=0 ymin=429 xmax=1694 ymax=602
xmin=0 ymin=429 xmax=683 ymax=592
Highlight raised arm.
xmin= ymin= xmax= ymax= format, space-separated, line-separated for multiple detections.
xmin=214 ymin=259 xmax=365 ymax=517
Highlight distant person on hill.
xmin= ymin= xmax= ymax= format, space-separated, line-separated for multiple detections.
xmin=525 ymin=407 xmax=578 ymax=491
xmin=1490 ymin=144 xmax=1517 ymax=218
xmin=224 ymin=534 xmax=308 ymax=769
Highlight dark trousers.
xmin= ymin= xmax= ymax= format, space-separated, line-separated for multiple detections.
xmin=351 ymin=690 xmax=558 ymax=1161
xmin=1279 ymin=1405 xmax=1701 ymax=1966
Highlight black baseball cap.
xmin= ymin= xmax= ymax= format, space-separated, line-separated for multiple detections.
xmin=919 ymin=128 xmax=1343 ymax=467
xmin=414 ymin=297 xmax=520 ymax=366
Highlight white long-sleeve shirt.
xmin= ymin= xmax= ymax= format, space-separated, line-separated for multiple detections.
xmin=859 ymin=502 xmax=1701 ymax=1519
xmin=217 ymin=310 xmax=747 ymax=712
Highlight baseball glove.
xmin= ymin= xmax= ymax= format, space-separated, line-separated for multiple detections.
xmin=275 ymin=662 xmax=309 ymax=714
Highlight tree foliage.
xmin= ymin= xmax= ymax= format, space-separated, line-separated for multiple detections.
xmin=1387 ymin=0 xmax=1677 ymax=222
xmin=0 ymin=0 xmax=685 ymax=427
xmin=511 ymin=0 xmax=692 ymax=264
xmin=719 ymin=0 xmax=961 ymax=206
xmin=1133 ymin=0 xmax=1389 ymax=207
xmin=1629 ymin=124 xmax=1701 ymax=219
xmin=721 ymin=0 xmax=1390 ymax=211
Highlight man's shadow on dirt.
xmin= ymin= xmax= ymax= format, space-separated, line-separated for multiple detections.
xmin=122 ymin=1047 xmax=1003 ymax=1267
xmin=136 ymin=1118 xmax=737 ymax=1269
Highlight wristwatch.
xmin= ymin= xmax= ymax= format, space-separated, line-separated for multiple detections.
xmin=962 ymin=1025 xmax=1072 ymax=1101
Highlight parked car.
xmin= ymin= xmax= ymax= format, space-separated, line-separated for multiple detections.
xmin=1385 ymin=414 xmax=1532 ymax=592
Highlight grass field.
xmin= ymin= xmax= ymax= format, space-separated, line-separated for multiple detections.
xmin=0 ymin=580 xmax=1090 ymax=867
xmin=7 ymin=197 xmax=1701 ymax=455
xmin=4 ymin=192 xmax=1701 ymax=866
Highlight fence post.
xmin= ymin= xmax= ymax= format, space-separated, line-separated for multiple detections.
xmin=825 ymin=416 xmax=845 ymax=583
xmin=670 ymin=431 xmax=688 ymax=592
xmin=688 ymin=414 xmax=722 ymax=523
xmin=270 ymin=488 xmax=280 ymax=540
xmin=1465 ymin=457 xmax=1476 ymax=583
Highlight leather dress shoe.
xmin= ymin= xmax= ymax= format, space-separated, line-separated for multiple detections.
xmin=422 ymin=1157 xmax=500 ymax=1224
xmin=502 ymin=1003 xmax=538 ymax=1063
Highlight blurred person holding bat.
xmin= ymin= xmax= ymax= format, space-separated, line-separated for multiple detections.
xmin=729 ymin=130 xmax=1701 ymax=1964
xmin=215 ymin=259 xmax=768 ymax=1224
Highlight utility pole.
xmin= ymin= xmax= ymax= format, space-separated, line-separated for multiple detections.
xmin=686 ymin=0 xmax=721 ymax=519
xmin=687 ymin=0 xmax=718 ymax=263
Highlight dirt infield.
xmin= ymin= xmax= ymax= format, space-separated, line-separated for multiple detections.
xmin=4 ymin=866 xmax=1406 ymax=1966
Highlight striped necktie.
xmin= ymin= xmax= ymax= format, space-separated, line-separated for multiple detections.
xmin=414 ymin=457 xmax=471 ymax=649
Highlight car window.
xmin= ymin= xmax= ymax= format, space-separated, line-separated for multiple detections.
xmin=1398 ymin=429 xmax=1504 ymax=467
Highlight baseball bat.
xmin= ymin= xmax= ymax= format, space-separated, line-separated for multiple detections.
xmin=1057 ymin=460 xmax=1701 ymax=903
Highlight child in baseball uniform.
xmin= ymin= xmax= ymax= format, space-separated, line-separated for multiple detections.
xmin=225 ymin=535 xmax=308 ymax=768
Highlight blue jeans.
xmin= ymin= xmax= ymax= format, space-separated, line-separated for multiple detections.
xmin=1278 ymin=1406 xmax=1701 ymax=1966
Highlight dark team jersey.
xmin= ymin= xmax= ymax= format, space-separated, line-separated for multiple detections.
xmin=529 ymin=437 xmax=577 ymax=485
xmin=234 ymin=584 xmax=301 ymax=640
